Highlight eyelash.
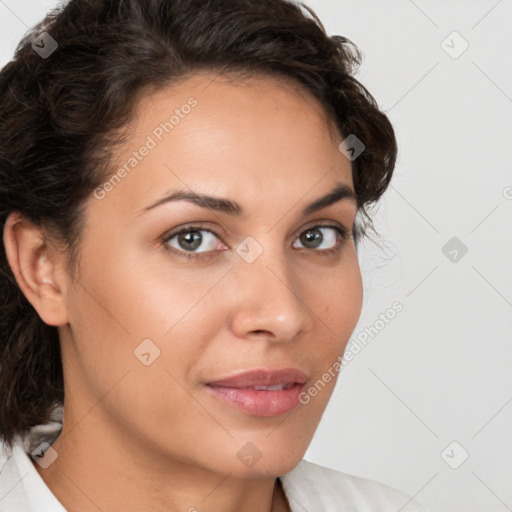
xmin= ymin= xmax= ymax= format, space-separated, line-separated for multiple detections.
xmin=161 ymin=222 xmax=351 ymax=261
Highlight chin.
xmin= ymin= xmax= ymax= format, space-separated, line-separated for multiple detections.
xmin=210 ymin=435 xmax=310 ymax=479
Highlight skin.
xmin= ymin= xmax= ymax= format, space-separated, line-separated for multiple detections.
xmin=4 ymin=72 xmax=363 ymax=512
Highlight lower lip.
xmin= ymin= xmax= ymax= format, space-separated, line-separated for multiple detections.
xmin=205 ymin=383 xmax=305 ymax=416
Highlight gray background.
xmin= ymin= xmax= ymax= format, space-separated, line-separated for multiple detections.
xmin=1 ymin=1 xmax=511 ymax=511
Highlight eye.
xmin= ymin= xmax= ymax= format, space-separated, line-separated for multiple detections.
xmin=162 ymin=223 xmax=350 ymax=261
xmin=164 ymin=225 xmax=224 ymax=259
xmin=292 ymin=225 xmax=347 ymax=253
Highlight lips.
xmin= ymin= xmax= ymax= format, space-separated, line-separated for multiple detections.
xmin=205 ymin=368 xmax=308 ymax=416
xmin=207 ymin=368 xmax=308 ymax=389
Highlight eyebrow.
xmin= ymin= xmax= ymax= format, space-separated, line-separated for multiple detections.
xmin=140 ymin=181 xmax=356 ymax=217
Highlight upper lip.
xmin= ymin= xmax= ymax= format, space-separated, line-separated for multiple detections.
xmin=206 ymin=368 xmax=308 ymax=388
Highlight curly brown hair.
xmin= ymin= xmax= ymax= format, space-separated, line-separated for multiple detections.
xmin=0 ymin=0 xmax=397 ymax=449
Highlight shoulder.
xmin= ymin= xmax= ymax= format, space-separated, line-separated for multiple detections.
xmin=0 ymin=413 xmax=65 ymax=512
xmin=0 ymin=440 xmax=31 ymax=511
xmin=0 ymin=439 xmax=16 ymax=486
xmin=280 ymin=459 xmax=425 ymax=512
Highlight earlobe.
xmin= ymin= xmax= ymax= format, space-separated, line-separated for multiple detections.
xmin=3 ymin=212 xmax=69 ymax=326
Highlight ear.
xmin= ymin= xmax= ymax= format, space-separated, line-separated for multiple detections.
xmin=3 ymin=212 xmax=69 ymax=326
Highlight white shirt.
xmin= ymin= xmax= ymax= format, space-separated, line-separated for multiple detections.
xmin=0 ymin=406 xmax=425 ymax=511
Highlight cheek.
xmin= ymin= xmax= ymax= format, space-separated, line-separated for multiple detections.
xmin=306 ymin=250 xmax=362 ymax=384
xmin=64 ymin=240 xmax=227 ymax=389
xmin=61 ymin=248 xmax=217 ymax=444
xmin=312 ymin=248 xmax=363 ymax=338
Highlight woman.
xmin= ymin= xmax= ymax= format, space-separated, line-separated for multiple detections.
xmin=0 ymin=0 xmax=425 ymax=510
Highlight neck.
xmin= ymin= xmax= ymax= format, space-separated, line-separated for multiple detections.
xmin=32 ymin=412 xmax=291 ymax=512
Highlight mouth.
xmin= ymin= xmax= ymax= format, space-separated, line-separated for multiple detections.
xmin=204 ymin=368 xmax=308 ymax=417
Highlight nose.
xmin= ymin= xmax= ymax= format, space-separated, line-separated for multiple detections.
xmin=228 ymin=246 xmax=313 ymax=343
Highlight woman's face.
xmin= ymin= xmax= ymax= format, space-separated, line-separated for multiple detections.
xmin=56 ymin=72 xmax=363 ymax=477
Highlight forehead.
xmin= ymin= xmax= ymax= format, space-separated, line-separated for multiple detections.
xmin=135 ymin=71 xmax=340 ymax=137
xmin=94 ymin=71 xmax=353 ymax=218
